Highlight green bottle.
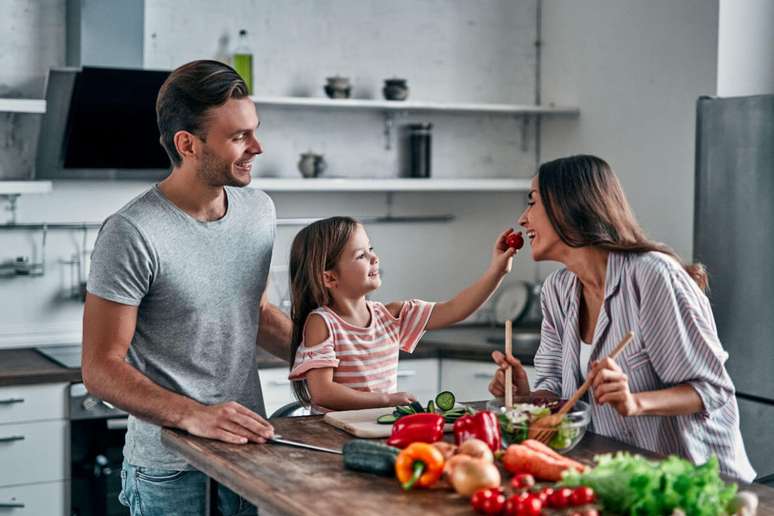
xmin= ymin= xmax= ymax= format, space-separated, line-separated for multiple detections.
xmin=233 ymin=29 xmax=253 ymax=94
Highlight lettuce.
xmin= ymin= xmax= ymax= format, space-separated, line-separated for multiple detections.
xmin=561 ymin=452 xmax=737 ymax=515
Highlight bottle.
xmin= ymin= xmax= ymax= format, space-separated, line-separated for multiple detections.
xmin=408 ymin=123 xmax=432 ymax=178
xmin=233 ymin=29 xmax=253 ymax=94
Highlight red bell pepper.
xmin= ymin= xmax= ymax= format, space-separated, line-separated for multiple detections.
xmin=386 ymin=413 xmax=445 ymax=449
xmin=453 ymin=411 xmax=502 ymax=452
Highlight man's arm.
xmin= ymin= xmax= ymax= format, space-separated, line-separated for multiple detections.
xmin=256 ymin=290 xmax=293 ymax=362
xmin=82 ymin=293 xmax=273 ymax=444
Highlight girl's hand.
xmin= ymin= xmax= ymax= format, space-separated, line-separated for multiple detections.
xmin=488 ymin=350 xmax=531 ymax=397
xmin=590 ymin=357 xmax=640 ymax=417
xmin=489 ymin=228 xmax=518 ymax=276
xmin=384 ymin=391 xmax=417 ymax=406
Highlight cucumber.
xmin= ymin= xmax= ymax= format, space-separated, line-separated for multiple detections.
xmin=377 ymin=414 xmax=398 ymax=425
xmin=342 ymin=439 xmax=400 ymax=476
xmin=427 ymin=400 xmax=436 ymax=413
xmin=435 ymin=391 xmax=456 ymax=411
xmin=409 ymin=400 xmax=425 ymax=413
xmin=395 ymin=405 xmax=414 ymax=416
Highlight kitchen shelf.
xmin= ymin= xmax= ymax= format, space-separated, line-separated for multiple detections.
xmin=0 ymin=98 xmax=46 ymax=114
xmin=248 ymin=178 xmax=532 ymax=192
xmin=250 ymin=96 xmax=578 ymax=116
xmin=0 ymin=181 xmax=52 ymax=195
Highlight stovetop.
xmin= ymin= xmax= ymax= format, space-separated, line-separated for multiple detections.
xmin=36 ymin=344 xmax=82 ymax=369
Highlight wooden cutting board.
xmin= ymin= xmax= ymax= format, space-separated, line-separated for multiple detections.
xmin=323 ymin=408 xmax=454 ymax=438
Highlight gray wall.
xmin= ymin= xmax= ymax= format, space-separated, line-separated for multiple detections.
xmin=0 ymin=0 xmax=541 ymax=347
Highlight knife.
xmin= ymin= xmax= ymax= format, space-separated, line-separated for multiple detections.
xmin=267 ymin=435 xmax=343 ymax=455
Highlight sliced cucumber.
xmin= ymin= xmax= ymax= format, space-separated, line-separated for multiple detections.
xmin=427 ymin=400 xmax=436 ymax=413
xmin=395 ymin=405 xmax=414 ymax=416
xmin=435 ymin=391 xmax=456 ymax=411
xmin=377 ymin=414 xmax=398 ymax=425
xmin=409 ymin=400 xmax=425 ymax=413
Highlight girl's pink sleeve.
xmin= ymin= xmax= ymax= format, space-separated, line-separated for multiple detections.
xmin=288 ymin=334 xmax=340 ymax=381
xmin=398 ymin=299 xmax=436 ymax=353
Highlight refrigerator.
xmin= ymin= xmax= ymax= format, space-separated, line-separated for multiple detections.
xmin=693 ymin=94 xmax=774 ymax=483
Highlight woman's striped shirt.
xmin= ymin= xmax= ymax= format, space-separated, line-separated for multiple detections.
xmin=289 ymin=299 xmax=434 ymax=397
xmin=533 ymin=251 xmax=756 ymax=481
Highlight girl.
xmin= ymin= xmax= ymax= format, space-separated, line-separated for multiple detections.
xmin=488 ymin=154 xmax=755 ymax=481
xmin=288 ymin=216 xmax=517 ymax=412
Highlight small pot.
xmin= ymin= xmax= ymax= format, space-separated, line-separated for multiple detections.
xmin=298 ymin=152 xmax=327 ymax=178
xmin=324 ymin=76 xmax=351 ymax=99
xmin=383 ymin=78 xmax=409 ymax=101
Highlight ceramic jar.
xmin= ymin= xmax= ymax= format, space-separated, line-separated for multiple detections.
xmin=383 ymin=78 xmax=409 ymax=101
xmin=298 ymin=152 xmax=327 ymax=178
xmin=324 ymin=76 xmax=351 ymax=99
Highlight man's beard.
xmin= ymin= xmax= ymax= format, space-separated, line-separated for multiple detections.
xmin=197 ymin=148 xmax=245 ymax=187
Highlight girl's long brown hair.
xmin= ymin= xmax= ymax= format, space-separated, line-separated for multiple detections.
xmin=288 ymin=216 xmax=359 ymax=405
xmin=538 ymin=155 xmax=707 ymax=290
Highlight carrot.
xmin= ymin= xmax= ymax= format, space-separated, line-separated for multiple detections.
xmin=501 ymin=444 xmax=571 ymax=481
xmin=521 ymin=439 xmax=587 ymax=472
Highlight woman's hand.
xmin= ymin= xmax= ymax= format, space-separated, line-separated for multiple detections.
xmin=489 ymin=228 xmax=518 ymax=276
xmin=488 ymin=350 xmax=531 ymax=397
xmin=590 ymin=357 xmax=641 ymax=417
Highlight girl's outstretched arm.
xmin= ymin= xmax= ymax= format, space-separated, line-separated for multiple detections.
xmin=426 ymin=228 xmax=517 ymax=330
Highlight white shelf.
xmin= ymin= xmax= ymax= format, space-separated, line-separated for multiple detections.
xmin=0 ymin=99 xmax=46 ymax=114
xmin=250 ymin=96 xmax=578 ymax=116
xmin=248 ymin=178 xmax=532 ymax=192
xmin=0 ymin=181 xmax=52 ymax=195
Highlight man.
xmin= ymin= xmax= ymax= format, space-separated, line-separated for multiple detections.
xmin=82 ymin=60 xmax=292 ymax=516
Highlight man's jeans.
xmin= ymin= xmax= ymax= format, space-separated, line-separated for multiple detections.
xmin=119 ymin=461 xmax=257 ymax=516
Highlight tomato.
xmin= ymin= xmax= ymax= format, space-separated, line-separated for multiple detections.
xmin=535 ymin=486 xmax=554 ymax=504
xmin=510 ymin=473 xmax=535 ymax=490
xmin=548 ymin=487 xmax=574 ymax=509
xmin=471 ymin=487 xmax=506 ymax=515
xmin=505 ymin=231 xmax=524 ymax=250
xmin=570 ymin=486 xmax=596 ymax=506
xmin=515 ymin=494 xmax=543 ymax=516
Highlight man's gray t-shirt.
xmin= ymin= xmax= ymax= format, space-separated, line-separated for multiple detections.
xmin=87 ymin=185 xmax=275 ymax=470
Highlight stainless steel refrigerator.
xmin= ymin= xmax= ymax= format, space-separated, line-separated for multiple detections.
xmin=694 ymin=94 xmax=774 ymax=483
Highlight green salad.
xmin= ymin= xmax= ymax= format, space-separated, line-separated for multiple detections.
xmin=496 ymin=402 xmax=579 ymax=449
xmin=560 ymin=452 xmax=738 ymax=516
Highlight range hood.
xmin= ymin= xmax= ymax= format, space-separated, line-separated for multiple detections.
xmin=35 ymin=0 xmax=173 ymax=179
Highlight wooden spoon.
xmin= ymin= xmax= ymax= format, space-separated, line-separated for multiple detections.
xmin=505 ymin=320 xmax=513 ymax=410
xmin=528 ymin=331 xmax=635 ymax=444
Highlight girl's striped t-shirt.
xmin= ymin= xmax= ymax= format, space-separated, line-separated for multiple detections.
xmin=288 ymin=299 xmax=434 ymax=394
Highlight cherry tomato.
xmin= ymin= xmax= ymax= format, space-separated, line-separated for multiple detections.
xmin=548 ymin=487 xmax=574 ymax=509
xmin=505 ymin=231 xmax=524 ymax=250
xmin=535 ymin=486 xmax=554 ymax=504
xmin=515 ymin=494 xmax=543 ymax=516
xmin=510 ymin=473 xmax=535 ymax=490
xmin=471 ymin=488 xmax=506 ymax=515
xmin=570 ymin=486 xmax=596 ymax=506
xmin=504 ymin=494 xmax=527 ymax=516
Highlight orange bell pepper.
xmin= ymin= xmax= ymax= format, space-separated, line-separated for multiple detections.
xmin=395 ymin=442 xmax=445 ymax=490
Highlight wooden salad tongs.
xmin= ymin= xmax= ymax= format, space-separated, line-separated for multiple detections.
xmin=528 ymin=331 xmax=635 ymax=445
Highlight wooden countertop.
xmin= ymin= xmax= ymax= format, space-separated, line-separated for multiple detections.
xmin=161 ymin=407 xmax=774 ymax=515
xmin=0 ymin=348 xmax=81 ymax=386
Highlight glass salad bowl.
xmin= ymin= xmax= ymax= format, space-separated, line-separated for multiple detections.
xmin=486 ymin=396 xmax=591 ymax=453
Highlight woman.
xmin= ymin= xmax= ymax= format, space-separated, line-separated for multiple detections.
xmin=489 ymin=155 xmax=755 ymax=481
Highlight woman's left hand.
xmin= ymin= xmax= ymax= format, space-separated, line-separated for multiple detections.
xmin=590 ymin=357 xmax=640 ymax=417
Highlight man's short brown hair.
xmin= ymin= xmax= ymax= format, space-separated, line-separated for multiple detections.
xmin=156 ymin=60 xmax=249 ymax=167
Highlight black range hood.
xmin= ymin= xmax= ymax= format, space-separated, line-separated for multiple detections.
xmin=35 ymin=66 xmax=172 ymax=180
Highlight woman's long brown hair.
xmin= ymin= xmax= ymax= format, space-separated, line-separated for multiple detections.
xmin=288 ymin=216 xmax=359 ymax=405
xmin=537 ymin=155 xmax=707 ymax=290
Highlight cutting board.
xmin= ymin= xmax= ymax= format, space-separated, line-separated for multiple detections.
xmin=323 ymin=408 xmax=454 ymax=438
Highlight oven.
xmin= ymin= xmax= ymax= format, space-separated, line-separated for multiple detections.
xmin=69 ymin=382 xmax=129 ymax=516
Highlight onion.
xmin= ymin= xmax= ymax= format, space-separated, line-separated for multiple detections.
xmin=432 ymin=441 xmax=458 ymax=461
xmin=449 ymin=458 xmax=501 ymax=497
xmin=443 ymin=454 xmax=472 ymax=478
xmin=458 ymin=438 xmax=494 ymax=462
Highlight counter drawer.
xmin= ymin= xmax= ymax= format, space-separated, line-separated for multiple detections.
xmin=440 ymin=359 xmax=536 ymax=403
xmin=0 ymin=420 xmax=67 ymax=486
xmin=0 ymin=481 xmax=67 ymax=516
xmin=0 ymin=383 xmax=68 ymax=425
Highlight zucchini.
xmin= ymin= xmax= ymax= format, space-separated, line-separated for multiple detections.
xmin=342 ymin=439 xmax=400 ymax=476
xmin=435 ymin=391 xmax=456 ymax=411
xmin=377 ymin=414 xmax=398 ymax=425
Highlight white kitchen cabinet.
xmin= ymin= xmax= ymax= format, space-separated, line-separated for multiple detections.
xmin=259 ymin=367 xmax=295 ymax=417
xmin=0 ymin=382 xmax=68 ymax=516
xmin=440 ymin=359 xmax=536 ymax=404
xmin=0 ymin=481 xmax=67 ymax=515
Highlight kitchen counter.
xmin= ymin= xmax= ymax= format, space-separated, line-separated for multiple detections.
xmin=0 ymin=325 xmax=539 ymax=386
xmin=0 ymin=348 xmax=81 ymax=386
xmin=161 ymin=405 xmax=774 ymax=515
